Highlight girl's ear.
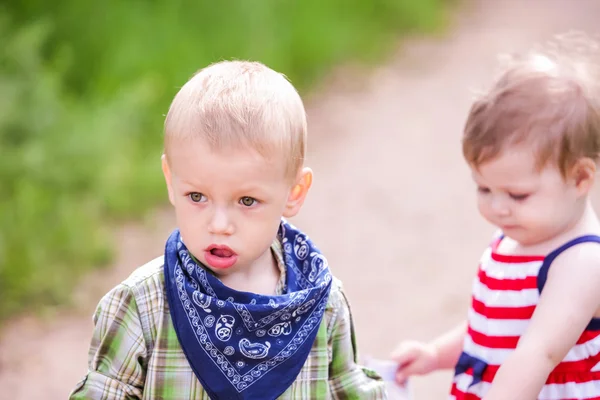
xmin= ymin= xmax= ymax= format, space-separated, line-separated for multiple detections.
xmin=570 ymin=158 xmax=596 ymax=197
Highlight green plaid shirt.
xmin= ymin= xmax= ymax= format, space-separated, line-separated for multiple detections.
xmin=70 ymin=242 xmax=386 ymax=399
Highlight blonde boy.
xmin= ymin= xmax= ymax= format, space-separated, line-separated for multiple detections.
xmin=70 ymin=61 xmax=386 ymax=399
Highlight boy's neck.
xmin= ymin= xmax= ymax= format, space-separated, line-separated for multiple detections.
xmin=216 ymin=247 xmax=281 ymax=296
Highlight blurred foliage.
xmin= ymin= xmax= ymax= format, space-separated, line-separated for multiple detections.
xmin=0 ymin=0 xmax=449 ymax=321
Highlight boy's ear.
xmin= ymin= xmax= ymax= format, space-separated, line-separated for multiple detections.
xmin=283 ymin=168 xmax=313 ymax=218
xmin=162 ymin=154 xmax=175 ymax=205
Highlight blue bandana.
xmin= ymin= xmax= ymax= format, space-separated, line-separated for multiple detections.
xmin=164 ymin=220 xmax=333 ymax=400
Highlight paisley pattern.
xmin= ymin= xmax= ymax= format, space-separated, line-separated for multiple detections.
xmin=164 ymin=220 xmax=332 ymax=400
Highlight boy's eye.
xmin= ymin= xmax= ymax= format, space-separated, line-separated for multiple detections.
xmin=509 ymin=193 xmax=529 ymax=201
xmin=189 ymin=192 xmax=206 ymax=203
xmin=240 ymin=196 xmax=257 ymax=207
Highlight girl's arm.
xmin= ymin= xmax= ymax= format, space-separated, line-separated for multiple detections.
xmin=483 ymin=243 xmax=600 ymax=400
xmin=431 ymin=321 xmax=468 ymax=369
xmin=392 ymin=321 xmax=467 ymax=382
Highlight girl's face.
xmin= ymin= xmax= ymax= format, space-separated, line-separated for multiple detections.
xmin=471 ymin=146 xmax=585 ymax=247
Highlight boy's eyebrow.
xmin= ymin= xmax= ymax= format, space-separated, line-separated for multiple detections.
xmin=177 ymin=178 xmax=271 ymax=195
xmin=177 ymin=178 xmax=207 ymax=189
xmin=178 ymin=178 xmax=201 ymax=186
xmin=235 ymin=183 xmax=269 ymax=194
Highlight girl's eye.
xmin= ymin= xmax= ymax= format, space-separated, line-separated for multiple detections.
xmin=189 ymin=192 xmax=206 ymax=203
xmin=240 ymin=196 xmax=257 ymax=207
xmin=509 ymin=193 xmax=529 ymax=201
xmin=477 ymin=186 xmax=490 ymax=194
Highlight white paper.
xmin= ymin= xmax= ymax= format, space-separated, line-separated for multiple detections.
xmin=365 ymin=358 xmax=412 ymax=400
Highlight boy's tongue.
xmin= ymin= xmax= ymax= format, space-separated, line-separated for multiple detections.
xmin=205 ymin=247 xmax=238 ymax=269
xmin=211 ymin=248 xmax=233 ymax=258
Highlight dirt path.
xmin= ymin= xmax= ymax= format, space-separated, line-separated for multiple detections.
xmin=3 ymin=1 xmax=600 ymax=399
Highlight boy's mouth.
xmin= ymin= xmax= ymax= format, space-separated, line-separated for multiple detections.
xmin=211 ymin=248 xmax=234 ymax=257
xmin=204 ymin=245 xmax=238 ymax=269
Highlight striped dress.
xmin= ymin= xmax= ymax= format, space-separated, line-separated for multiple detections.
xmin=451 ymin=235 xmax=600 ymax=400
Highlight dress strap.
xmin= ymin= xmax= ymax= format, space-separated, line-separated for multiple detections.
xmin=537 ymin=235 xmax=600 ymax=330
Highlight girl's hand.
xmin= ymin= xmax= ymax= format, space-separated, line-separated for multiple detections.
xmin=390 ymin=340 xmax=439 ymax=384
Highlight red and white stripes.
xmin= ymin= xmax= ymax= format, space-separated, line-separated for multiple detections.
xmin=451 ymin=242 xmax=600 ymax=399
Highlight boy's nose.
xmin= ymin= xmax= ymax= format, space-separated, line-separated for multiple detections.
xmin=208 ymin=208 xmax=234 ymax=235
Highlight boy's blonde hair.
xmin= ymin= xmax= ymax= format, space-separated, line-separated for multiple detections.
xmin=463 ymin=32 xmax=600 ymax=176
xmin=164 ymin=60 xmax=307 ymax=178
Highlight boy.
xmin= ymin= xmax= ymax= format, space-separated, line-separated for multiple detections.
xmin=70 ymin=60 xmax=386 ymax=399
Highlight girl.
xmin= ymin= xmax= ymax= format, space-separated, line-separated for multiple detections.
xmin=392 ymin=33 xmax=600 ymax=399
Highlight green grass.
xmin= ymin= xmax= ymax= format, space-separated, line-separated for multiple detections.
xmin=0 ymin=0 xmax=450 ymax=322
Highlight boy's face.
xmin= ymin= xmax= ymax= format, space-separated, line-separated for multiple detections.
xmin=471 ymin=146 xmax=589 ymax=246
xmin=162 ymin=139 xmax=311 ymax=275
